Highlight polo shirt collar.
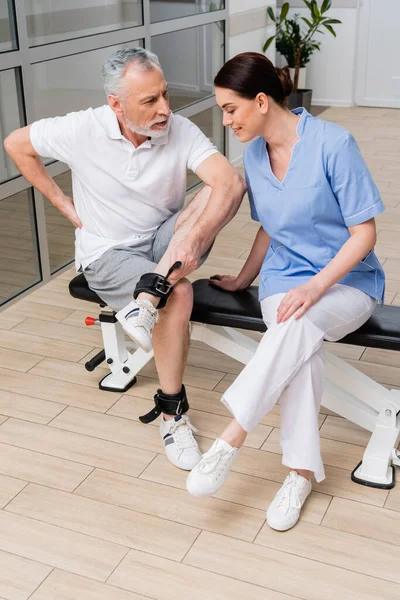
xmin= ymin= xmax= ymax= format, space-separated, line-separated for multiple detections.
xmin=104 ymin=105 xmax=170 ymax=146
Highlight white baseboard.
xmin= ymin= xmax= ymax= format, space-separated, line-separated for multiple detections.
xmin=355 ymin=98 xmax=400 ymax=109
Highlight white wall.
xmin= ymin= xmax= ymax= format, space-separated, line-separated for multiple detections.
xmin=276 ymin=6 xmax=358 ymax=106
xmin=228 ymin=0 xmax=276 ymax=164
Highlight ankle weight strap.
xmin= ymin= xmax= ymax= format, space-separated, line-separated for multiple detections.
xmin=139 ymin=385 xmax=189 ymax=424
xmin=133 ymin=261 xmax=182 ymax=309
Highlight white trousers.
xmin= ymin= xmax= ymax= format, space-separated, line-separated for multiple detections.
xmin=221 ymin=284 xmax=376 ymax=482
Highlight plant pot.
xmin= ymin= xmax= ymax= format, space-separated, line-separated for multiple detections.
xmin=289 ymin=67 xmax=306 ymax=90
xmin=288 ymin=89 xmax=313 ymax=112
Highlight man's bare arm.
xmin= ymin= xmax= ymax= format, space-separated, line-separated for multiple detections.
xmin=189 ymin=153 xmax=247 ymax=252
xmin=4 ymin=125 xmax=82 ymax=228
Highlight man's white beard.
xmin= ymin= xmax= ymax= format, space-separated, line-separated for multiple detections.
xmin=126 ymin=116 xmax=170 ymax=138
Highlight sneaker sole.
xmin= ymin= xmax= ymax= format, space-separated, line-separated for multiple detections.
xmin=266 ymin=515 xmax=300 ymax=531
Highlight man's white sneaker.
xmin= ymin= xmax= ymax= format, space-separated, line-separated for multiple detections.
xmin=186 ymin=438 xmax=239 ymax=497
xmin=160 ymin=414 xmax=202 ymax=470
xmin=116 ymin=298 xmax=158 ymax=352
xmin=266 ymin=471 xmax=312 ymax=531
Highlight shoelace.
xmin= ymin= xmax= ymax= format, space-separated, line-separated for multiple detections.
xmin=168 ymin=416 xmax=198 ymax=449
xmin=198 ymin=445 xmax=234 ymax=474
xmin=275 ymin=474 xmax=302 ymax=514
xmin=135 ymin=299 xmax=159 ymax=329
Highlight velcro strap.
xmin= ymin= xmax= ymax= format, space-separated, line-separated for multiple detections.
xmin=133 ymin=262 xmax=182 ymax=309
xmin=139 ymin=385 xmax=189 ymax=424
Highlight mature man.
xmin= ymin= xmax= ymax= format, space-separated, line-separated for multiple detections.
xmin=4 ymin=47 xmax=246 ymax=470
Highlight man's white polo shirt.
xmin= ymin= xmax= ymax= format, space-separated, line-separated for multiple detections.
xmin=30 ymin=105 xmax=219 ymax=270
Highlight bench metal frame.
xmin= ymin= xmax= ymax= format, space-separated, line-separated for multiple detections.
xmin=93 ymin=305 xmax=400 ymax=489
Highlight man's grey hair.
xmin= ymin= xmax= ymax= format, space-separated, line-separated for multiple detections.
xmin=101 ymin=47 xmax=162 ymax=96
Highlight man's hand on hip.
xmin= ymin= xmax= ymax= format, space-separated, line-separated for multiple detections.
xmin=60 ymin=196 xmax=83 ymax=229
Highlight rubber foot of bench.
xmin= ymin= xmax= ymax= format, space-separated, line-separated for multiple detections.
xmin=351 ymin=460 xmax=396 ymax=490
xmin=98 ymin=374 xmax=137 ymax=393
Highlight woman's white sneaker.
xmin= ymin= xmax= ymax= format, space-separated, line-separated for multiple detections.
xmin=186 ymin=438 xmax=239 ymax=497
xmin=116 ymin=298 xmax=158 ymax=352
xmin=160 ymin=414 xmax=202 ymax=470
xmin=266 ymin=471 xmax=312 ymax=531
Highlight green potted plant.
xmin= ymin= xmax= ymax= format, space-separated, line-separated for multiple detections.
xmin=263 ymin=0 xmax=342 ymax=110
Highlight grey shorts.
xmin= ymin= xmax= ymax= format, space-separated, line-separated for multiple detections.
xmin=83 ymin=211 xmax=210 ymax=311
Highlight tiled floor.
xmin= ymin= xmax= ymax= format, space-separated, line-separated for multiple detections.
xmin=0 ymin=106 xmax=399 ymax=599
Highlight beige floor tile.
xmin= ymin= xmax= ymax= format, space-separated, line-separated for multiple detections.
xmin=139 ymin=359 xmax=225 ymax=391
xmin=323 ymin=496 xmax=400 ymax=546
xmin=0 ymin=441 xmax=92 ymax=491
xmin=61 ymin=309 xmax=99 ymax=328
xmin=382 ymin=258 xmax=400 ymax=280
xmin=255 ymin=519 xmax=400 ymax=584
xmin=13 ymin=318 xmax=103 ymax=347
xmin=261 ymin=427 xmax=365 ymax=470
xmin=361 ymin=346 xmax=400 ymax=368
xmin=0 ymin=329 xmax=94 ymax=362
xmin=50 ymin=406 xmax=171 ymax=454
xmin=0 ymin=510 xmax=127 ymax=581
xmin=28 ymin=357 xmax=110 ymax=389
xmin=0 ymin=548 xmax=51 ymax=600
xmin=0 ymin=474 xmax=27 ymax=508
xmin=392 ymin=293 xmax=400 ymax=307
xmin=0 ymin=347 xmax=43 ymax=373
xmin=5 ymin=301 xmax=74 ymax=323
xmin=184 ymin=531 xmax=400 ymax=600
xmin=385 ymin=279 xmax=400 ymax=294
xmin=323 ymin=341 xmax=364 ymax=360
xmin=7 ymin=484 xmax=199 ymax=562
xmin=319 ymin=415 xmax=373 ymax=447
xmin=0 ymin=391 xmax=65 ymax=424
xmin=386 ymin=488 xmax=400 ymax=512
xmin=109 ymin=548 xmax=294 ymax=600
xmin=76 ymin=468 xmax=265 ymax=542
xmin=186 ymin=346 xmax=244 ymax=375
xmin=108 ymin=396 xmax=272 ymax=449
xmin=0 ymin=367 xmax=120 ymax=412
xmin=315 ymin=464 xmax=389 ymax=507
xmin=0 ymin=419 xmax=155 ymax=478
xmin=0 ymin=314 xmax=26 ymax=331
xmin=27 ymin=289 xmax=95 ymax=311
xmin=347 ymin=358 xmax=400 ymax=387
xmin=140 ymin=454 xmax=331 ymax=525
xmin=30 ymin=570 xmax=149 ymax=600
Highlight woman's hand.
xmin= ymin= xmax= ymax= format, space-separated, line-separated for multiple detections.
xmin=209 ymin=274 xmax=246 ymax=292
xmin=277 ymin=281 xmax=324 ymax=323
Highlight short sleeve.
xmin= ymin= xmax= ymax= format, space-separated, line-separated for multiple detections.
xmin=30 ymin=111 xmax=86 ymax=166
xmin=245 ymin=170 xmax=260 ymax=222
xmin=327 ymin=133 xmax=384 ymax=227
xmin=185 ymin=120 xmax=219 ymax=173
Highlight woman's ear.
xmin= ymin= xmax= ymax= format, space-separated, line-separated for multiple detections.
xmin=256 ymin=93 xmax=269 ymax=114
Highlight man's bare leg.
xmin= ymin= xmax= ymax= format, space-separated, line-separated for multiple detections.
xmin=152 ymin=278 xmax=193 ymax=396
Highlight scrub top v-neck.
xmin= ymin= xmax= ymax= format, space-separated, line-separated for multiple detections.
xmin=244 ymin=108 xmax=385 ymax=304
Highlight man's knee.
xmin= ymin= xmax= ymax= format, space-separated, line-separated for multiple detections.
xmin=163 ymin=278 xmax=193 ymax=315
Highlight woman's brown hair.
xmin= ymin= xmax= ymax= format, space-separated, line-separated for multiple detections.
xmin=214 ymin=52 xmax=293 ymax=106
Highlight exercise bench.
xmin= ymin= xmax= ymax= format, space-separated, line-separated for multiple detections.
xmin=69 ymin=274 xmax=400 ymax=489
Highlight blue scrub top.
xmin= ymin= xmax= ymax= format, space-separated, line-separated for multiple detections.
xmin=244 ymin=108 xmax=385 ymax=303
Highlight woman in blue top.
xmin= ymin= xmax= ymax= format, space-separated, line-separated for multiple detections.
xmin=186 ymin=52 xmax=385 ymax=531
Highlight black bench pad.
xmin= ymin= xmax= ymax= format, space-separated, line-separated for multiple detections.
xmin=69 ymin=275 xmax=400 ymax=352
